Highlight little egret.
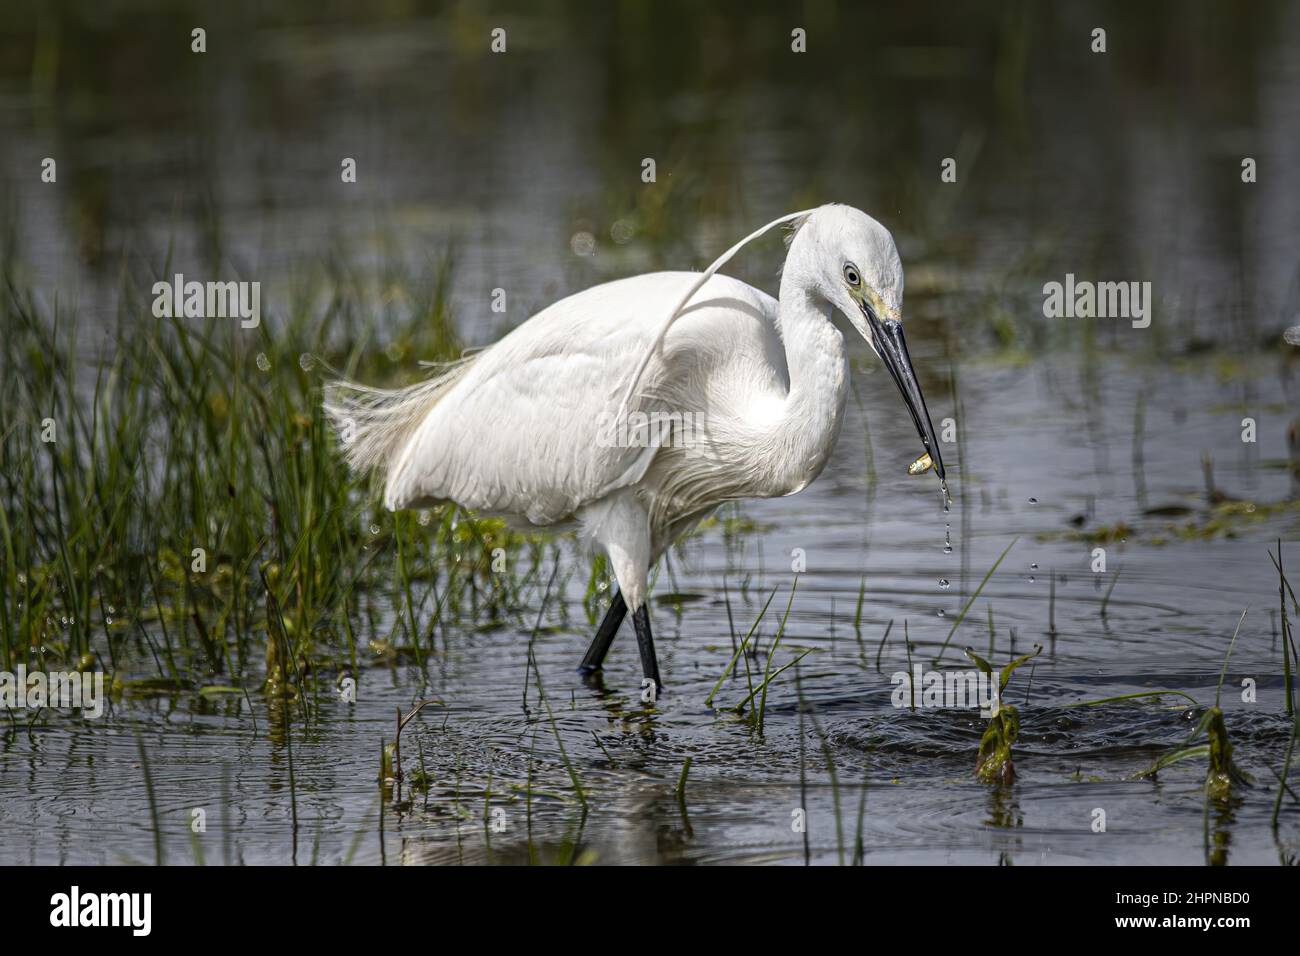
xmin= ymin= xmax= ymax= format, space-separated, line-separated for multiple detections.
xmin=324 ymin=203 xmax=945 ymax=697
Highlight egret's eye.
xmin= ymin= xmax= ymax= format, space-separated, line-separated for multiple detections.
xmin=843 ymin=263 xmax=861 ymax=287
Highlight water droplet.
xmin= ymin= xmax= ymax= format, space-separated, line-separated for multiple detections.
xmin=570 ymin=231 xmax=596 ymax=256
xmin=610 ymin=219 xmax=635 ymax=244
xmin=1028 ymin=576 xmax=1036 ymax=584
xmin=938 ymin=578 xmax=950 ymax=590
xmin=417 ymin=510 xmax=432 ymax=526
xmin=1028 ymin=497 xmax=1038 ymax=503
xmin=937 ymin=609 xmax=946 ymax=617
xmin=369 ymin=524 xmax=380 ymax=535
xmin=1030 ymin=563 xmax=1038 ymax=570
xmin=942 ymin=525 xmax=952 ymax=554
xmin=256 ymin=352 xmax=271 ymax=372
xmin=298 ymin=353 xmax=313 ymax=372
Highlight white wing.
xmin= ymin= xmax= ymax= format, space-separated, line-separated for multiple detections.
xmin=381 ymin=271 xmax=781 ymax=524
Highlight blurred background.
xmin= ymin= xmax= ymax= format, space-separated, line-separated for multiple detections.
xmin=3 ymin=0 xmax=1299 ymax=352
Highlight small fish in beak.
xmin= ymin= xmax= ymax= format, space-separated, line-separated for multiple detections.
xmin=908 ymin=451 xmax=934 ymax=476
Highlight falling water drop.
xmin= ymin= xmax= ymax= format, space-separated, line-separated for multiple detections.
xmin=942 ymin=525 xmax=953 ymax=555
xmin=938 ymin=578 xmax=951 ymax=590
xmin=937 ymin=609 xmax=946 ymax=617
xmin=256 ymin=352 xmax=271 ymax=372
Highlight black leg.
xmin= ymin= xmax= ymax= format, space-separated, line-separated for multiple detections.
xmin=578 ymin=590 xmax=627 ymax=674
xmin=632 ymin=604 xmax=663 ymax=695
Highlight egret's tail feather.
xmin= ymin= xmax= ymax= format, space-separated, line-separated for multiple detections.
xmin=323 ymin=357 xmax=475 ymax=494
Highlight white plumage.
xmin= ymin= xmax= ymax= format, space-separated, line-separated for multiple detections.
xmin=325 ymin=203 xmax=944 ymax=688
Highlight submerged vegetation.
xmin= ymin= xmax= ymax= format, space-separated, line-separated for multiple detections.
xmin=1129 ymin=611 xmax=1253 ymax=803
xmin=964 ymin=644 xmax=1041 ymax=785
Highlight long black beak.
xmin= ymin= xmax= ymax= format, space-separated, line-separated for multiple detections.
xmin=862 ymin=302 xmax=946 ymax=482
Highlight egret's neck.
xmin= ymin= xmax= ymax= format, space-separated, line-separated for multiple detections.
xmin=768 ymin=274 xmax=849 ymax=493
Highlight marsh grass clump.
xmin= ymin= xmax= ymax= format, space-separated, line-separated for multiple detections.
xmin=0 ymin=236 xmax=539 ymax=701
xmin=1136 ymin=701 xmax=1252 ymax=864
xmin=1269 ymin=543 xmax=1299 ymax=831
xmin=1269 ymin=542 xmax=1298 ymax=716
xmin=964 ymin=644 xmax=1041 ymax=785
xmin=1081 ymin=610 xmax=1254 ymax=803
xmin=1138 ymin=706 xmax=1252 ymax=801
xmin=1162 ymin=611 xmax=1253 ymax=800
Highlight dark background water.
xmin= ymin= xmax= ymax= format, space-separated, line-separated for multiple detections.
xmin=1 ymin=0 xmax=1298 ymax=865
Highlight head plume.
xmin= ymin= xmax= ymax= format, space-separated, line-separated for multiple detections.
xmin=615 ymin=206 xmax=820 ymax=419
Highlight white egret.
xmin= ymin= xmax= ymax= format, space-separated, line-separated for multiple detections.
xmin=324 ymin=203 xmax=945 ymax=697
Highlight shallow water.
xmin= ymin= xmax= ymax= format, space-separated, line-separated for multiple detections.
xmin=2 ymin=2 xmax=1299 ymax=865
xmin=3 ymin=353 xmax=1296 ymax=865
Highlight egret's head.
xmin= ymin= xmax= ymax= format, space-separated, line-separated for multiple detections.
xmin=789 ymin=204 xmax=945 ymax=481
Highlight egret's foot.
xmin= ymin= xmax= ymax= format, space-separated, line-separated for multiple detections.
xmin=579 ymin=590 xmax=627 ymax=674
xmin=632 ymin=604 xmax=663 ymax=695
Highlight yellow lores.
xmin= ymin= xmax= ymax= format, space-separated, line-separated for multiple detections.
xmin=908 ymin=451 xmax=934 ymax=476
